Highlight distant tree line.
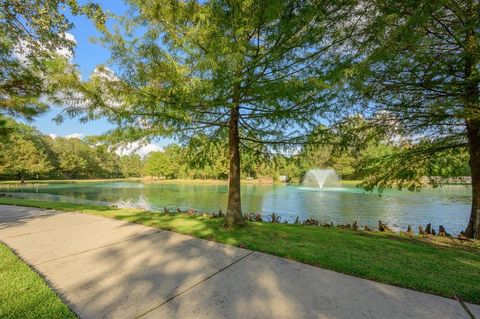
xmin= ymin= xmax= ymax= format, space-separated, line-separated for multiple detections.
xmin=144 ymin=116 xmax=471 ymax=183
xmin=0 ymin=119 xmax=142 ymax=182
xmin=0 ymin=118 xmax=470 ymax=184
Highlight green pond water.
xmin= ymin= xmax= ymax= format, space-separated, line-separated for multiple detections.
xmin=0 ymin=182 xmax=471 ymax=234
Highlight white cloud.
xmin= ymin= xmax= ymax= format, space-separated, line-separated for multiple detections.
xmin=64 ymin=133 xmax=84 ymax=139
xmin=14 ymin=32 xmax=77 ymax=63
xmin=63 ymin=32 xmax=77 ymax=44
xmin=91 ymin=66 xmax=119 ymax=81
xmin=86 ymin=66 xmax=124 ymax=112
xmin=48 ymin=134 xmax=162 ymax=156
xmin=116 ymin=141 xmax=162 ymax=157
xmin=138 ymin=143 xmax=163 ymax=156
xmin=47 ymin=132 xmax=83 ymax=139
xmin=55 ymin=32 xmax=76 ymax=60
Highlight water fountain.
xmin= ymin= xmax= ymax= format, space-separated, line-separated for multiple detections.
xmin=302 ymin=169 xmax=341 ymax=188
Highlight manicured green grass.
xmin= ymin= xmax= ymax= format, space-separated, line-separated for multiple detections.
xmin=340 ymin=179 xmax=362 ymax=186
xmin=0 ymin=243 xmax=76 ymax=319
xmin=0 ymin=197 xmax=479 ymax=304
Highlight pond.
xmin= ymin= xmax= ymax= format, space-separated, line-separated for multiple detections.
xmin=0 ymin=181 xmax=471 ymax=235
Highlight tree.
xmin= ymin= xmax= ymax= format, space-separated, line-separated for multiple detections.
xmin=145 ymin=151 xmax=170 ymax=179
xmin=69 ymin=0 xmax=358 ymax=226
xmin=160 ymin=145 xmax=184 ymax=179
xmin=0 ymin=0 xmax=104 ymax=133
xmin=331 ymin=153 xmax=355 ymax=178
xmin=49 ymin=137 xmax=89 ymax=178
xmin=347 ymin=0 xmax=480 ymax=237
xmin=185 ymin=135 xmax=229 ymax=179
xmin=119 ymin=154 xmax=143 ymax=178
xmin=92 ymin=144 xmax=121 ymax=178
xmin=0 ymin=121 xmax=52 ymax=182
xmin=328 ymin=116 xmax=390 ymax=180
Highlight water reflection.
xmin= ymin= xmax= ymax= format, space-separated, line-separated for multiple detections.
xmin=1 ymin=182 xmax=471 ymax=235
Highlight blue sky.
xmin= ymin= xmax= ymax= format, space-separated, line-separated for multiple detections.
xmin=31 ymin=1 xmax=121 ymax=137
xmin=28 ymin=1 xmax=171 ymax=149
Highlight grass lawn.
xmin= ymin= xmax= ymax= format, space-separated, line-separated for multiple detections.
xmin=0 ymin=197 xmax=479 ymax=305
xmin=0 ymin=243 xmax=76 ymax=319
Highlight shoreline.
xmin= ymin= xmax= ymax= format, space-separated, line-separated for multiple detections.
xmin=0 ymin=198 xmax=478 ymax=304
xmin=0 ymin=177 xmax=143 ymax=185
xmin=0 ymin=178 xmax=368 ymax=189
xmin=0 ymin=177 xmax=470 ymax=188
xmin=0 ymin=192 xmax=468 ymax=237
xmin=0 ymin=177 xmax=470 ymax=189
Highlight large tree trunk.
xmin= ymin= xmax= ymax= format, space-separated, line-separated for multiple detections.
xmin=465 ymin=122 xmax=480 ymax=239
xmin=463 ymin=8 xmax=479 ymax=238
xmin=225 ymin=104 xmax=244 ymax=227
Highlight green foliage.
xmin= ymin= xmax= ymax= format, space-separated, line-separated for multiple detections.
xmin=92 ymin=144 xmax=121 ymax=178
xmin=119 ymin=154 xmax=143 ymax=178
xmin=360 ymin=141 xmax=471 ymax=192
xmin=0 ymin=120 xmax=52 ymax=180
xmin=76 ymin=0 xmax=352 ymax=144
xmin=0 ymin=117 xmax=470 ymax=183
xmin=145 ymin=152 xmax=170 ymax=179
xmin=59 ymin=0 xmax=362 ymax=224
xmin=49 ymin=137 xmax=88 ymax=178
xmin=185 ymin=135 xmax=229 ymax=179
xmin=0 ymin=0 xmax=105 ymax=134
xmin=0 ymin=118 xmax=141 ymax=181
xmin=342 ymin=0 xmax=479 ymax=191
xmin=45 ymin=137 xmax=125 ymax=179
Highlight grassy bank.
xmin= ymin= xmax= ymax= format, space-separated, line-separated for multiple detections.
xmin=0 ymin=243 xmax=76 ymax=319
xmin=115 ymin=178 xmax=278 ymax=185
xmin=0 ymin=178 xmax=142 ymax=185
xmin=142 ymin=178 xmax=229 ymax=185
xmin=0 ymin=197 xmax=479 ymax=304
xmin=340 ymin=180 xmax=362 ymax=186
xmin=147 ymin=178 xmax=363 ymax=186
xmin=0 ymin=178 xmax=362 ymax=186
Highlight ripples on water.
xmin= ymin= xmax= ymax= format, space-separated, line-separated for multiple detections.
xmin=0 ymin=182 xmax=471 ymax=235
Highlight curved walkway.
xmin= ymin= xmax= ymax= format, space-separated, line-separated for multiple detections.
xmin=0 ymin=205 xmax=478 ymax=319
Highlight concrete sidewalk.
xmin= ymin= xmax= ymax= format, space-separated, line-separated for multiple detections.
xmin=0 ymin=205 xmax=478 ymax=319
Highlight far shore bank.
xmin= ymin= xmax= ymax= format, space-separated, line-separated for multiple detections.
xmin=142 ymin=177 xmax=295 ymax=185
xmin=0 ymin=177 xmax=143 ymax=185
xmin=0 ymin=177 xmax=363 ymax=186
xmin=0 ymin=178 xmax=469 ymax=188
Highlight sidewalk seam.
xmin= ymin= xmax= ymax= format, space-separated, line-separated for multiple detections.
xmin=35 ymin=230 xmax=162 ymax=266
xmin=135 ymin=251 xmax=255 ymax=319
xmin=455 ymin=295 xmax=476 ymax=319
xmin=460 ymin=301 xmax=476 ymax=319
